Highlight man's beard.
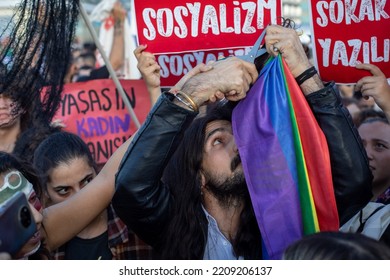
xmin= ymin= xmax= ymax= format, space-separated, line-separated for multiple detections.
xmin=203 ymin=155 xmax=249 ymax=208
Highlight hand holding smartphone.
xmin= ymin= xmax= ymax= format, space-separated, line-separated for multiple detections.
xmin=0 ymin=191 xmax=37 ymax=258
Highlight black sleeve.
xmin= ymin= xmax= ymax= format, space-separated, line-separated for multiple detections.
xmin=306 ymin=82 xmax=373 ymax=224
xmin=89 ymin=66 xmax=110 ymax=80
xmin=112 ymin=93 xmax=197 ymax=248
xmin=76 ymin=66 xmax=110 ymax=82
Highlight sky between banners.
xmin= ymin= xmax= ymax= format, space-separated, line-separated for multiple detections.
xmin=133 ymin=0 xmax=389 ymax=86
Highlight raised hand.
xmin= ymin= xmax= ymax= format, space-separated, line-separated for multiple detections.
xmin=355 ymin=63 xmax=390 ymax=120
xmin=264 ymin=25 xmax=312 ymax=78
xmin=134 ymin=45 xmax=161 ymax=105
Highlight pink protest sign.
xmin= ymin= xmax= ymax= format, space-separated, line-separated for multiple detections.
xmin=51 ymin=79 xmax=151 ymax=164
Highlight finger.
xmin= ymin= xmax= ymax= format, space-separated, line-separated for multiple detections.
xmin=173 ymin=64 xmax=208 ymax=89
xmin=360 ymin=81 xmax=377 ymax=95
xmin=198 ymin=65 xmax=213 ymax=73
xmin=241 ymin=60 xmax=258 ymax=84
xmin=139 ymin=55 xmax=156 ymax=67
xmin=207 ymin=60 xmax=216 ymax=66
xmin=226 ymin=90 xmax=237 ymax=96
xmin=228 ymin=91 xmax=246 ymax=102
xmin=143 ymin=63 xmax=161 ymax=74
xmin=355 ymin=74 xmax=373 ymax=92
xmin=134 ymin=45 xmax=147 ymax=59
xmin=242 ymin=69 xmax=253 ymax=90
xmin=242 ymin=80 xmax=250 ymax=95
xmin=295 ymin=29 xmax=304 ymax=36
xmin=264 ymin=33 xmax=282 ymax=57
xmin=141 ymin=52 xmax=157 ymax=63
xmin=188 ymin=63 xmax=210 ymax=76
xmin=268 ymin=25 xmax=298 ymax=42
xmin=266 ymin=24 xmax=284 ymax=36
xmin=357 ymin=76 xmax=376 ymax=87
xmin=151 ymin=64 xmax=161 ymax=72
xmin=208 ymin=95 xmax=216 ymax=103
xmin=356 ymin=63 xmax=384 ymax=77
xmin=215 ymin=91 xmax=225 ymax=99
xmin=147 ymin=56 xmax=157 ymax=66
xmin=354 ymin=82 xmax=362 ymax=92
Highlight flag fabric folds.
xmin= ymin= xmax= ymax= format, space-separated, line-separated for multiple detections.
xmin=232 ymin=55 xmax=339 ymax=259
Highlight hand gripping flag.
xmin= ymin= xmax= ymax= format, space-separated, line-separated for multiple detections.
xmin=232 ymin=55 xmax=339 ymax=259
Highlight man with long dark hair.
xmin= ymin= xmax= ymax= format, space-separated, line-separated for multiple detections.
xmin=113 ymin=25 xmax=372 ymax=259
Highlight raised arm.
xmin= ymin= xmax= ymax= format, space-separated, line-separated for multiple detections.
xmin=134 ymin=45 xmax=161 ymax=106
xmin=113 ymin=57 xmax=257 ymax=248
xmin=264 ymin=25 xmax=324 ymax=94
xmin=265 ymin=25 xmax=372 ymax=223
xmin=108 ymin=1 xmax=126 ymax=71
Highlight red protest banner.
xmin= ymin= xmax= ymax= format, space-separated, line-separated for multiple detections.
xmin=53 ymin=79 xmax=151 ymax=165
xmin=157 ymin=47 xmax=250 ymax=87
xmin=309 ymin=0 xmax=390 ymax=83
xmin=134 ymin=0 xmax=281 ymax=87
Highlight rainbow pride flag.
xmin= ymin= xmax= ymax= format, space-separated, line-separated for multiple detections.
xmin=232 ymin=55 xmax=339 ymax=259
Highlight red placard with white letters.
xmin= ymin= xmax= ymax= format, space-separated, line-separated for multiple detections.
xmin=134 ymin=0 xmax=282 ymax=86
xmin=309 ymin=0 xmax=390 ymax=83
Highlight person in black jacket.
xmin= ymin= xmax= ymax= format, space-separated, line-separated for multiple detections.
xmin=112 ymin=24 xmax=372 ymax=259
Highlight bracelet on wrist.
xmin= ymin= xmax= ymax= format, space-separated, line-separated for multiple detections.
xmin=174 ymin=91 xmax=199 ymax=112
xmin=295 ymin=66 xmax=317 ymax=86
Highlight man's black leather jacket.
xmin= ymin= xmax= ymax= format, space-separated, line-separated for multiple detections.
xmin=112 ymin=83 xmax=373 ymax=249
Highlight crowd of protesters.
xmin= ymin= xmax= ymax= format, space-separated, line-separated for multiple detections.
xmin=1 ymin=0 xmax=390 ymax=260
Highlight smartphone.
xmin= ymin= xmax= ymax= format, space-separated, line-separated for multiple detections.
xmin=0 ymin=191 xmax=37 ymax=257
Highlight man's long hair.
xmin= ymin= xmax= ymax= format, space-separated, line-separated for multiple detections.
xmin=161 ymin=103 xmax=262 ymax=259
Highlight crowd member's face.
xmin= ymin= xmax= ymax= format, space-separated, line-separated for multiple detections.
xmin=359 ymin=121 xmax=390 ymax=187
xmin=201 ymin=120 xmax=247 ymax=204
xmin=0 ymin=171 xmax=43 ymax=259
xmin=0 ymin=95 xmax=22 ymax=128
xmin=46 ymin=157 xmax=96 ymax=205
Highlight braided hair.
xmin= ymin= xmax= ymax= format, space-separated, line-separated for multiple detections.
xmin=0 ymin=0 xmax=79 ymax=125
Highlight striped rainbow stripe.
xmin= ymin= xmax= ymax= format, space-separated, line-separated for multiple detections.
xmin=232 ymin=55 xmax=339 ymax=259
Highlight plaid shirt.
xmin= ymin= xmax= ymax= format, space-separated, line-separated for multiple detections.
xmin=376 ymin=186 xmax=390 ymax=205
xmin=51 ymin=204 xmax=154 ymax=260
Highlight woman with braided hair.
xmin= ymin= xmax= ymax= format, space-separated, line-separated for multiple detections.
xmin=0 ymin=0 xmax=79 ymax=162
